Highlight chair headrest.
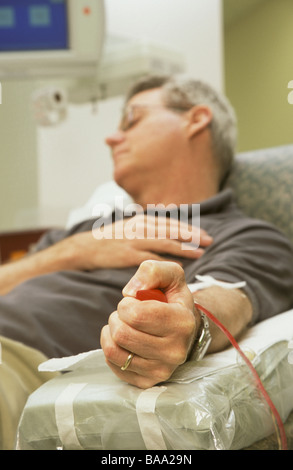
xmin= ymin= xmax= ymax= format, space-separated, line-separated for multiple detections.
xmin=226 ymin=145 xmax=293 ymax=244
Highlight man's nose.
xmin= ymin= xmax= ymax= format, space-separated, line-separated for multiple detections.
xmin=105 ymin=130 xmax=125 ymax=148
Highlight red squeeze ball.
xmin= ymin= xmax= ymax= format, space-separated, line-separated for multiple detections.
xmin=136 ymin=289 xmax=168 ymax=303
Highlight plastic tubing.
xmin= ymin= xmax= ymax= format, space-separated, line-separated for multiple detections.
xmin=194 ymin=300 xmax=288 ymax=451
xmin=135 ymin=288 xmax=287 ymax=450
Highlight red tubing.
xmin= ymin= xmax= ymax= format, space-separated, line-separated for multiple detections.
xmin=135 ymin=288 xmax=287 ymax=450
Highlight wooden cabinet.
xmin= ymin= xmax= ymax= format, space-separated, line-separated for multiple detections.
xmin=0 ymin=229 xmax=48 ymax=264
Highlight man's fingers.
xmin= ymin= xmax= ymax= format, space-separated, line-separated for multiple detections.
xmin=116 ymin=297 xmax=191 ymax=336
xmin=133 ymin=215 xmax=213 ymax=248
xmin=101 ymin=214 xmax=213 ymax=249
xmin=132 ymin=238 xmax=205 ymax=259
xmin=107 ymin=310 xmax=166 ymax=358
xmin=101 ymin=324 xmax=181 ymax=388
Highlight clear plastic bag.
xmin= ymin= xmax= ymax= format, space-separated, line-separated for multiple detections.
xmin=17 ymin=340 xmax=293 ymax=450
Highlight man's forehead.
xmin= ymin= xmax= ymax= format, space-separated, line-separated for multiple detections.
xmin=127 ymin=87 xmax=164 ymax=107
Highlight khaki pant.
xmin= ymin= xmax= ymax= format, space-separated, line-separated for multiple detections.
xmin=0 ymin=336 xmax=56 ymax=450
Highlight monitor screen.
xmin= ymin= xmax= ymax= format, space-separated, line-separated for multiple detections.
xmin=0 ymin=0 xmax=69 ymax=52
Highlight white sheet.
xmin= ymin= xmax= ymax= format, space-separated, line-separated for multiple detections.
xmin=39 ymin=309 xmax=293 ymax=383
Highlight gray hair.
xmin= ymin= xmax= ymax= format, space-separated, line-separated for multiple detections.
xmin=125 ymin=75 xmax=237 ymax=186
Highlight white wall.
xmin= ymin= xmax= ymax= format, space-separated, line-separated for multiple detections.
xmin=37 ymin=96 xmax=122 ymax=227
xmin=0 ymin=80 xmax=39 ymax=230
xmin=106 ymin=0 xmax=224 ymax=86
xmin=7 ymin=0 xmax=224 ymax=230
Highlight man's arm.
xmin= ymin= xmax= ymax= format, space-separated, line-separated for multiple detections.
xmin=100 ymin=260 xmax=253 ymax=389
xmin=192 ymin=284 xmax=253 ymax=353
xmin=0 ymin=217 xmax=212 ymax=295
xmin=0 ymin=240 xmax=71 ymax=296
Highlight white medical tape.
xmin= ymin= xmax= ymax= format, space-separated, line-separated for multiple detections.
xmin=136 ymin=386 xmax=167 ymax=450
xmin=188 ymin=275 xmax=246 ymax=292
xmin=55 ymin=382 xmax=87 ymax=450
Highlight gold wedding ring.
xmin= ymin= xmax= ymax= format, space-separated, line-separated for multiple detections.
xmin=121 ymin=352 xmax=134 ymax=371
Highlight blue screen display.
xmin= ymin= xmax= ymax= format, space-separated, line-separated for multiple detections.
xmin=0 ymin=0 xmax=68 ymax=51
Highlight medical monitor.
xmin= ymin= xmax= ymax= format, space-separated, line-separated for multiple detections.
xmin=0 ymin=0 xmax=105 ymax=79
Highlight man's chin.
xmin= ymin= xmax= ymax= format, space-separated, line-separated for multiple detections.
xmin=113 ymin=169 xmax=136 ymax=195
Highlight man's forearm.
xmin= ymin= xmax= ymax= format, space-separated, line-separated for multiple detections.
xmin=0 ymin=241 xmax=73 ymax=295
xmin=191 ymin=285 xmax=253 ymax=353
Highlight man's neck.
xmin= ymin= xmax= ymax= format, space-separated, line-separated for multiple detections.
xmin=131 ymin=181 xmax=219 ymax=210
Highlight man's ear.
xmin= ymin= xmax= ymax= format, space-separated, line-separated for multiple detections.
xmin=186 ymin=105 xmax=213 ymax=139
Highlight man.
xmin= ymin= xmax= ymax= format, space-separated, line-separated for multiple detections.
xmin=0 ymin=75 xmax=293 ymax=448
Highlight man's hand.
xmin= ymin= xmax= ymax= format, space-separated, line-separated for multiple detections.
xmin=65 ymin=214 xmax=213 ymax=270
xmin=100 ymin=260 xmax=200 ymax=389
xmin=0 ymin=215 xmax=212 ymax=296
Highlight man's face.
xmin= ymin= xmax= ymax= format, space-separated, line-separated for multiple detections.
xmin=105 ymin=88 xmax=189 ymax=198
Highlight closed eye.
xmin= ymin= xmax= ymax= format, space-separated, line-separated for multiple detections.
xmin=125 ymin=117 xmax=141 ymax=131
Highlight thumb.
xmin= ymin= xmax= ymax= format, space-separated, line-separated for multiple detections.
xmin=122 ymin=260 xmax=192 ymax=306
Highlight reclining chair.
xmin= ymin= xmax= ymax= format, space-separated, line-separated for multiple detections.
xmin=16 ymin=144 xmax=293 ymax=450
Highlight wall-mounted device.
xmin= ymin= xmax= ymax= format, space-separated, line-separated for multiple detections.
xmin=0 ymin=0 xmax=105 ymax=79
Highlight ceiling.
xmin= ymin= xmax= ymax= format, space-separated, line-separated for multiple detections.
xmin=223 ymin=0 xmax=267 ymax=26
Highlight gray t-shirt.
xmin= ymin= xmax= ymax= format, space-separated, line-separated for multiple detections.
xmin=0 ymin=189 xmax=293 ymax=359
